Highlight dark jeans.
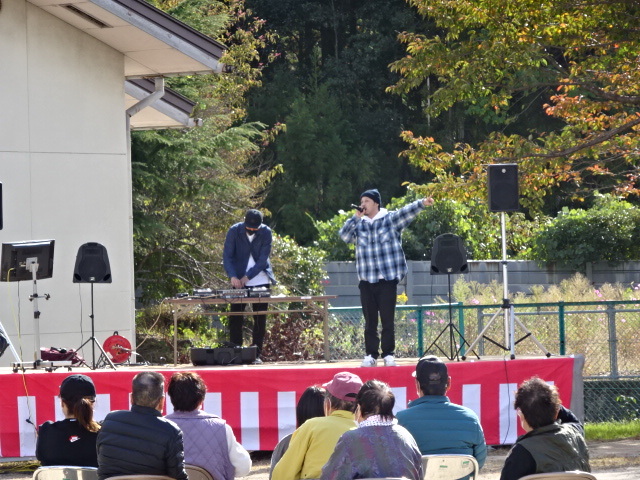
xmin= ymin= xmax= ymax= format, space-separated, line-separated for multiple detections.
xmin=359 ymin=279 xmax=398 ymax=359
xmin=228 ymin=284 xmax=269 ymax=355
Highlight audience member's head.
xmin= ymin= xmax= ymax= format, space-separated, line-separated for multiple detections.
xmin=323 ymin=371 xmax=363 ymax=413
xmin=356 ymin=380 xmax=395 ymax=421
xmin=514 ymin=376 xmax=560 ymax=430
xmin=59 ymin=374 xmax=100 ymax=433
xmin=413 ymin=355 xmax=450 ymax=396
xmin=168 ymin=372 xmax=206 ymax=412
xmin=132 ymin=371 xmax=165 ymax=409
xmin=296 ymin=386 xmax=326 ymax=427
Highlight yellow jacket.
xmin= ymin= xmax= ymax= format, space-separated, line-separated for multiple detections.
xmin=271 ymin=410 xmax=356 ymax=480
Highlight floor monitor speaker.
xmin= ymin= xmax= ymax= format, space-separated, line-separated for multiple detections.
xmin=73 ymin=242 xmax=112 ymax=283
xmin=488 ymin=163 xmax=519 ymax=212
xmin=431 ymin=233 xmax=468 ymax=275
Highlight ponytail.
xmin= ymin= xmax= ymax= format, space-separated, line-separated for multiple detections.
xmin=66 ymin=397 xmax=100 ymax=433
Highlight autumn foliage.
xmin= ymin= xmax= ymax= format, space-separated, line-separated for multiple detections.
xmin=389 ymin=0 xmax=640 ymax=212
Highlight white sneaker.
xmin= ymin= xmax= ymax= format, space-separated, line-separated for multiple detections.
xmin=383 ymin=355 xmax=397 ymax=366
xmin=361 ymin=355 xmax=377 ymax=367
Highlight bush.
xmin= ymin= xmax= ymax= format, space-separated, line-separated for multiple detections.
xmin=529 ymin=194 xmax=640 ymax=270
xmin=270 ymin=234 xmax=327 ymax=296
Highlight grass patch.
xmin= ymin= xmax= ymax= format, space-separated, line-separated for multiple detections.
xmin=0 ymin=461 xmax=39 ymax=474
xmin=586 ymin=420 xmax=640 ymax=441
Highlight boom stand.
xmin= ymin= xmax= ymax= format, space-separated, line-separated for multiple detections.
xmin=76 ymin=282 xmax=116 ymax=370
xmin=462 ymin=212 xmax=550 ymax=360
xmin=425 ymin=272 xmax=478 ymax=361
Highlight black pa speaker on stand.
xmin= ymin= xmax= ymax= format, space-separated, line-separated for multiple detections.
xmin=73 ymin=242 xmax=116 ymax=369
xmin=428 ymin=234 xmax=478 ymax=361
xmin=430 ymin=233 xmax=469 ymax=275
xmin=488 ymin=163 xmax=519 ymax=212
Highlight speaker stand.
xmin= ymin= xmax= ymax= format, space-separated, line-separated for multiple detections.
xmin=462 ymin=212 xmax=550 ymax=360
xmin=425 ymin=272 xmax=479 ymax=361
xmin=76 ymin=282 xmax=116 ymax=370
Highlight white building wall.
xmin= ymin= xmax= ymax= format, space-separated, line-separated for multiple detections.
xmin=0 ymin=1 xmax=135 ymax=366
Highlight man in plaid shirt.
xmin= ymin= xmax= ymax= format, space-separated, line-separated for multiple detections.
xmin=339 ymin=189 xmax=434 ymax=367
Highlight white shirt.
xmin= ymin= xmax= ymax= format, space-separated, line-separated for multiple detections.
xmin=245 ymin=233 xmax=270 ymax=286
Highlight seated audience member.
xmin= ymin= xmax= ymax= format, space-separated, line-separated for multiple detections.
xmin=320 ymin=380 xmax=423 ymax=480
xmin=166 ymin=372 xmax=251 ymax=480
xmin=97 ymin=371 xmax=187 ymax=480
xmin=270 ymin=386 xmax=326 ymax=480
xmin=397 ymin=356 xmax=487 ymax=467
xmin=272 ymin=371 xmax=363 ymax=480
xmin=37 ymin=374 xmax=100 ymax=467
xmin=500 ymin=376 xmax=590 ymax=480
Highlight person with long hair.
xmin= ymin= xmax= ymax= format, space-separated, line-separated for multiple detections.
xmin=269 ymin=386 xmax=326 ymax=479
xmin=320 ymin=380 xmax=423 ymax=480
xmin=36 ymin=374 xmax=100 ymax=466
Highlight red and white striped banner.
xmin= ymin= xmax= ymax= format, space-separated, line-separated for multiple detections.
xmin=0 ymin=357 xmax=575 ymax=458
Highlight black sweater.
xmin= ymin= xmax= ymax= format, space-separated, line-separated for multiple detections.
xmin=37 ymin=419 xmax=99 ymax=467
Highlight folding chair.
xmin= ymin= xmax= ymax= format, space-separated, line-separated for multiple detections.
xmin=185 ymin=465 xmax=215 ymax=480
xmin=33 ymin=466 xmax=98 ymax=480
xmin=107 ymin=476 xmax=175 ymax=480
xmin=520 ymin=472 xmax=597 ymax=480
xmin=421 ymin=454 xmax=479 ymax=480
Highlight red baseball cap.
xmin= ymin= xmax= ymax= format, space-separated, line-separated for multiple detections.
xmin=323 ymin=371 xmax=363 ymax=402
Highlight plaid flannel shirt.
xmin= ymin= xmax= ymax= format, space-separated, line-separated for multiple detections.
xmin=339 ymin=199 xmax=425 ymax=283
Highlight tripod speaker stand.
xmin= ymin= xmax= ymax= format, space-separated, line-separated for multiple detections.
xmin=462 ymin=165 xmax=550 ymax=359
xmin=73 ymin=242 xmax=116 ymax=370
xmin=427 ymin=234 xmax=478 ymax=361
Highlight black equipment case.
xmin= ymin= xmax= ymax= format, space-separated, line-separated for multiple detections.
xmin=190 ymin=346 xmax=257 ymax=366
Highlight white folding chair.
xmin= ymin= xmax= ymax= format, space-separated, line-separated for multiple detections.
xmin=185 ymin=465 xmax=215 ymax=480
xmin=33 ymin=466 xmax=98 ymax=480
xmin=520 ymin=472 xmax=597 ymax=480
xmin=107 ymin=476 xmax=175 ymax=480
xmin=421 ymin=454 xmax=479 ymax=480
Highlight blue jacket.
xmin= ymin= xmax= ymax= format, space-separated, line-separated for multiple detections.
xmin=396 ymin=395 xmax=487 ymax=467
xmin=223 ymin=222 xmax=276 ymax=283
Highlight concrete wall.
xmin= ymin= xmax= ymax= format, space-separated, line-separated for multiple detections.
xmin=325 ymin=260 xmax=640 ymax=307
xmin=0 ymin=1 xmax=135 ymax=366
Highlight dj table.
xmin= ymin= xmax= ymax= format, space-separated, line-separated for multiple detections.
xmin=164 ymin=295 xmax=336 ymax=365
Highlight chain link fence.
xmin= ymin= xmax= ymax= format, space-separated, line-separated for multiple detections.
xmin=327 ymin=300 xmax=640 ymax=422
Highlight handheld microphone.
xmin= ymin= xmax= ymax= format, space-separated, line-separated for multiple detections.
xmin=351 ymin=204 xmax=364 ymax=212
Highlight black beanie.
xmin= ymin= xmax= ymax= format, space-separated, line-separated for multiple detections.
xmin=360 ymin=189 xmax=381 ymax=206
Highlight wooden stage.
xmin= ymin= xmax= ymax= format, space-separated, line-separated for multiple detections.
xmin=0 ymin=355 xmax=584 ymax=460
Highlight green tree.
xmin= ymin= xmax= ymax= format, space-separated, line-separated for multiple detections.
xmin=390 ymin=0 xmax=640 ymax=213
xmin=132 ymin=0 xmax=277 ymax=302
xmin=264 ymin=84 xmax=372 ymax=244
xmin=246 ymin=0 xmax=435 ymax=242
